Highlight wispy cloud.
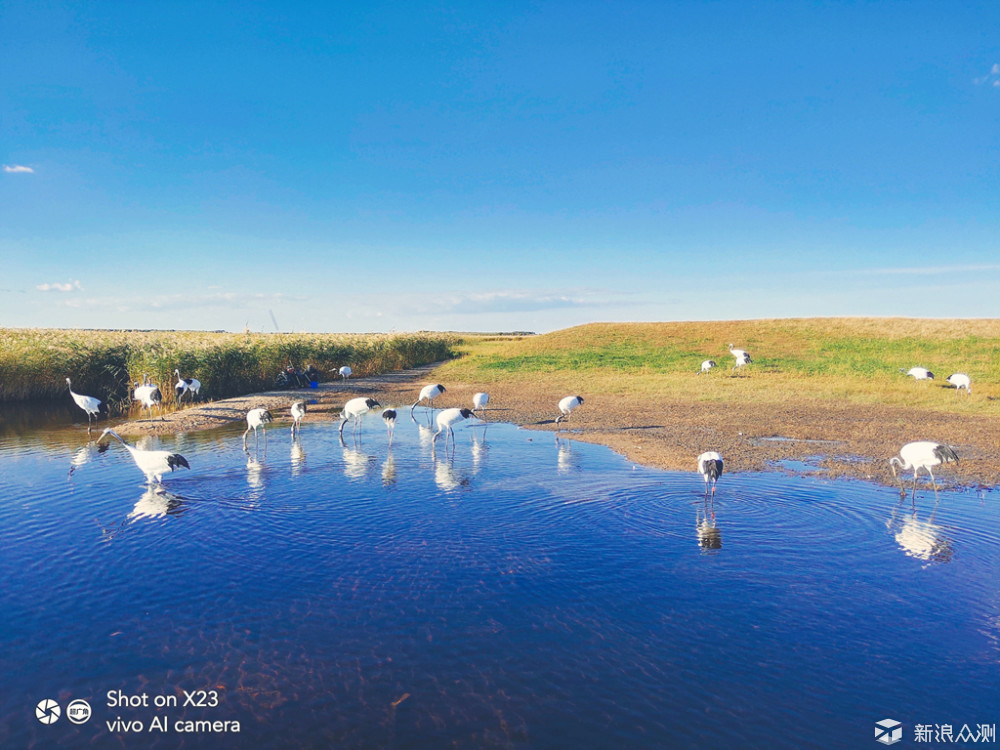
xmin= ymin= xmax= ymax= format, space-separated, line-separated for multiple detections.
xmin=859 ymin=264 xmax=1000 ymax=276
xmin=37 ymin=280 xmax=83 ymax=292
xmin=973 ymin=63 xmax=1000 ymax=86
xmin=61 ymin=290 xmax=304 ymax=312
xmin=390 ymin=289 xmax=637 ymax=316
xmin=4 ymin=164 xmax=34 ymax=174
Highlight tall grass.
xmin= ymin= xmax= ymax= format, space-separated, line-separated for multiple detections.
xmin=0 ymin=329 xmax=460 ymax=407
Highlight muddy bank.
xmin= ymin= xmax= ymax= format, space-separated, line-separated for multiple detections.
xmin=114 ymin=364 xmax=1000 ymax=489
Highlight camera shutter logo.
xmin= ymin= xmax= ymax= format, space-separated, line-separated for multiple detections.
xmin=67 ymin=699 xmax=92 ymax=725
xmin=876 ymin=719 xmax=903 ymax=745
xmin=35 ymin=699 xmax=60 ymax=725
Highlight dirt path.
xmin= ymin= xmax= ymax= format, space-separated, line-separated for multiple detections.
xmin=115 ymin=363 xmax=1000 ymax=489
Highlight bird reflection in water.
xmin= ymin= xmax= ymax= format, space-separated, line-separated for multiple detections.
xmin=471 ymin=431 xmax=489 ymax=475
xmin=129 ymin=486 xmax=185 ymax=521
xmin=434 ymin=456 xmax=470 ymax=492
xmin=290 ymin=437 xmax=306 ymax=477
xmin=339 ymin=435 xmax=376 ymax=480
xmin=246 ymin=455 xmax=265 ymax=490
xmin=555 ymin=435 xmax=579 ymax=474
xmin=381 ymin=450 xmax=397 ymax=488
xmin=68 ymin=439 xmax=110 ymax=479
xmin=100 ymin=486 xmax=185 ymax=541
xmin=886 ymin=499 xmax=953 ymax=566
xmin=696 ymin=496 xmax=722 ymax=553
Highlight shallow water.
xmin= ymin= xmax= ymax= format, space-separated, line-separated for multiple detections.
xmin=2 ymin=408 xmax=999 ymax=749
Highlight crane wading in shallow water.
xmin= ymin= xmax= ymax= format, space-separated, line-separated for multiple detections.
xmin=99 ymin=428 xmax=190 ymax=484
xmin=66 ymin=377 xmax=102 ymax=431
xmin=890 ymin=441 xmax=959 ymax=497
xmin=243 ymin=408 xmax=274 ymax=452
xmin=381 ymin=409 xmax=397 ymax=446
xmin=697 ymin=451 xmax=724 ymax=496
xmin=340 ymin=397 xmax=381 ymax=438
xmin=290 ymin=401 xmax=306 ymax=436
xmin=433 ymin=407 xmax=476 ymax=449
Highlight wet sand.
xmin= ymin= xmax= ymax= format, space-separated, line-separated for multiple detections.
xmin=116 ymin=364 xmax=1000 ymax=489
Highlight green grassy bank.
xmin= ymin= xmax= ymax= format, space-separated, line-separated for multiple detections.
xmin=437 ymin=319 xmax=1000 ymax=416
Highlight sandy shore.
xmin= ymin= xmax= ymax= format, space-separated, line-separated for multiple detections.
xmin=116 ymin=363 xmax=1000 ymax=489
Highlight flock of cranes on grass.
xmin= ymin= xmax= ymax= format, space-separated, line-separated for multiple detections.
xmin=68 ymin=342 xmax=973 ymax=499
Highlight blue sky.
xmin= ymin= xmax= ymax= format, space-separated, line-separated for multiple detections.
xmin=2 ymin=1 xmax=998 ymax=332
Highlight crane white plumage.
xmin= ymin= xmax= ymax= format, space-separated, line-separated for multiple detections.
xmin=889 ymin=441 xmax=959 ymax=494
xmin=99 ymin=428 xmax=190 ymax=484
xmin=381 ymin=408 xmax=397 ymax=445
xmin=411 ymin=384 xmax=446 ymax=416
xmin=901 ymin=367 xmax=934 ymax=381
xmin=433 ymin=407 xmax=475 ymax=448
xmin=555 ymin=395 xmax=584 ymax=424
xmin=174 ymin=369 xmax=201 ymax=402
xmin=133 ymin=375 xmax=164 ymax=420
xmin=698 ymin=360 xmax=716 ymax=375
xmin=728 ymin=343 xmax=752 ymax=371
xmin=243 ymin=407 xmax=274 ymax=451
xmin=472 ymin=392 xmax=489 ymax=419
xmin=338 ymin=366 xmax=352 ymax=380
xmin=290 ymin=400 xmax=306 ymax=435
xmin=697 ymin=451 xmax=724 ymax=495
xmin=66 ymin=377 xmax=102 ymax=431
xmin=339 ymin=397 xmax=381 ymax=437
xmin=946 ymin=373 xmax=971 ymax=394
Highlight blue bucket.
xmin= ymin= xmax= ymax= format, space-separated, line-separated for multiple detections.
xmin=309 ymin=381 xmax=318 ymax=389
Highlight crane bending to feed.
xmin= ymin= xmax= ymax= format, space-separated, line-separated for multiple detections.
xmin=890 ymin=441 xmax=959 ymax=496
xmin=98 ymin=428 xmax=190 ymax=484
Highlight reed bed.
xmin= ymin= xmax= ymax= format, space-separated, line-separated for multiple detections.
xmin=0 ymin=329 xmax=460 ymax=408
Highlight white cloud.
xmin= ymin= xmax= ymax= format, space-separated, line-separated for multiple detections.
xmin=36 ymin=280 xmax=83 ymax=292
xmin=4 ymin=164 xmax=34 ymax=174
xmin=975 ymin=64 xmax=1000 ymax=86
xmin=61 ymin=289 xmax=304 ymax=311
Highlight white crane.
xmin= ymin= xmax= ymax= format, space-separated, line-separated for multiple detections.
xmin=729 ymin=343 xmax=752 ymax=371
xmin=555 ymin=395 xmax=584 ymax=424
xmin=433 ymin=407 xmax=475 ymax=448
xmin=98 ymin=428 xmax=190 ymax=484
xmin=340 ymin=397 xmax=381 ymax=437
xmin=290 ymin=401 xmax=306 ymax=435
xmin=472 ymin=392 xmax=489 ymax=419
xmin=174 ymin=369 xmax=201 ymax=402
xmin=946 ymin=373 xmax=971 ymax=394
xmin=66 ymin=377 xmax=102 ymax=431
xmin=382 ymin=408 xmax=397 ymax=445
xmin=698 ymin=360 xmax=716 ymax=375
xmin=901 ymin=367 xmax=934 ymax=381
xmin=133 ymin=375 xmax=164 ymax=421
xmin=338 ymin=366 xmax=352 ymax=380
xmin=411 ymin=384 xmax=446 ymax=416
xmin=889 ymin=441 xmax=959 ymax=495
xmin=697 ymin=451 xmax=724 ymax=495
xmin=243 ymin=407 xmax=274 ymax=451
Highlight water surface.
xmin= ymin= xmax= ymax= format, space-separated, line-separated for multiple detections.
xmin=2 ymin=409 xmax=998 ymax=749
